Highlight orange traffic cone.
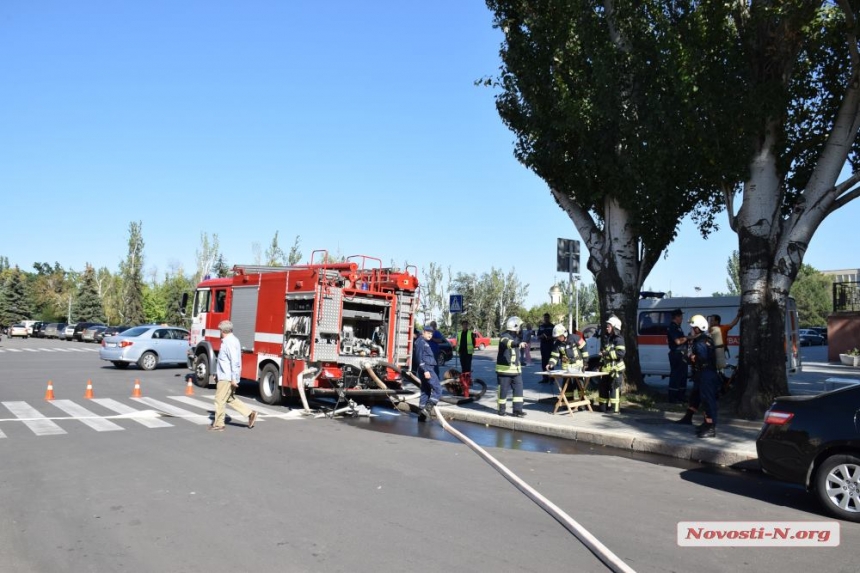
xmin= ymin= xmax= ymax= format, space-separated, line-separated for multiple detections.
xmin=185 ymin=378 xmax=195 ymax=396
xmin=131 ymin=379 xmax=142 ymax=398
xmin=45 ymin=380 xmax=55 ymax=401
xmin=84 ymin=379 xmax=94 ymax=399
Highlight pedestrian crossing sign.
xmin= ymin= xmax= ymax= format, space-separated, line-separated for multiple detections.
xmin=449 ymin=294 xmax=463 ymax=314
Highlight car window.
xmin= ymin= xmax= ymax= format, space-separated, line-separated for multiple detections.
xmin=169 ymin=329 xmax=189 ymax=340
xmin=122 ymin=326 xmax=150 ymax=337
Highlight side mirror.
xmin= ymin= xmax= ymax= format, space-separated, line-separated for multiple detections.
xmin=179 ymin=293 xmax=189 ymax=316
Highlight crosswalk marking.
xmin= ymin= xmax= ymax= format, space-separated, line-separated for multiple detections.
xmin=90 ymin=398 xmax=174 ymax=428
xmin=50 ymin=400 xmax=125 ymax=432
xmin=167 ymin=396 xmax=294 ymax=420
xmin=2 ymin=401 xmax=67 ymax=436
xmin=132 ymin=397 xmax=211 ymax=425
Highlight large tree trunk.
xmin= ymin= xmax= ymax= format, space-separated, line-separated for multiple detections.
xmin=553 ymin=191 xmax=656 ymax=391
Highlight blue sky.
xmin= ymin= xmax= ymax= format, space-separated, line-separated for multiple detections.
xmin=1 ymin=1 xmax=856 ymax=309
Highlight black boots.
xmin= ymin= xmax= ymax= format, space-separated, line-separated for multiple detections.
xmin=696 ymin=422 xmax=716 ymax=438
xmin=674 ymin=410 xmax=694 ymax=425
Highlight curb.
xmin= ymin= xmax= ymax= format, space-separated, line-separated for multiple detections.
xmin=440 ymin=407 xmax=758 ymax=468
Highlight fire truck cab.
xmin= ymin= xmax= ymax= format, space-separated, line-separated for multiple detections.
xmin=182 ymin=251 xmax=420 ymax=407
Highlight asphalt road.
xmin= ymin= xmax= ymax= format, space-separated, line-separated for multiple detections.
xmin=1 ymin=336 xmax=858 ymax=573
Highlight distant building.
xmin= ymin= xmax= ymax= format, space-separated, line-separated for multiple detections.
xmin=549 ymin=284 xmax=563 ymax=305
xmin=821 ymin=268 xmax=860 ymax=283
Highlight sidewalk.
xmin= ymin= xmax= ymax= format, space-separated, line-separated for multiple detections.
xmin=434 ymin=350 xmax=860 ymax=468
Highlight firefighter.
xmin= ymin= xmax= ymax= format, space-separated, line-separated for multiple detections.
xmin=537 ymin=313 xmax=555 ymax=383
xmin=414 ymin=324 xmax=442 ymax=422
xmin=597 ymin=316 xmax=625 ymax=414
xmin=547 ymin=324 xmax=589 ymax=402
xmin=666 ymin=308 xmax=689 ymax=403
xmin=546 ymin=324 xmax=588 ymax=372
xmin=687 ymin=314 xmax=720 ymax=438
xmin=496 ymin=316 xmax=528 ymax=417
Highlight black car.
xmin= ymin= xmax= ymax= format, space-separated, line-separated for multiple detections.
xmin=810 ymin=326 xmax=828 ymax=343
xmin=31 ymin=321 xmax=46 ymax=338
xmin=72 ymin=321 xmax=105 ymax=341
xmin=756 ymin=383 xmax=860 ymax=522
xmin=100 ymin=325 xmax=132 ymax=342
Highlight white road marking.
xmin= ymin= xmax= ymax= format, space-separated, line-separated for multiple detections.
xmin=50 ymin=400 xmax=124 ymax=432
xmin=167 ymin=396 xmax=297 ymax=420
xmin=1 ymin=401 xmax=67 ymax=436
xmin=90 ymin=398 xmax=174 ymax=428
xmin=131 ymin=397 xmax=211 ymax=425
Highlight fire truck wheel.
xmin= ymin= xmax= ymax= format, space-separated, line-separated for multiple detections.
xmin=137 ymin=351 xmax=158 ymax=371
xmin=258 ymin=363 xmax=283 ymax=405
xmin=192 ymin=354 xmax=211 ymax=388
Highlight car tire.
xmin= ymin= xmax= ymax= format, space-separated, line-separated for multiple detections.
xmin=258 ymin=363 xmax=282 ymax=405
xmin=112 ymin=361 xmax=130 ymax=369
xmin=478 ymin=343 xmax=486 ymax=350
xmin=192 ymin=353 xmax=211 ymax=388
xmin=814 ymin=454 xmax=860 ymax=522
xmin=138 ymin=351 xmax=158 ymax=371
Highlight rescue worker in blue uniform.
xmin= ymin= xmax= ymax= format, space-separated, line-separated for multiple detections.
xmin=546 ymin=324 xmax=589 ymax=403
xmin=414 ymin=324 xmax=442 ymax=422
xmin=687 ymin=314 xmax=720 ymax=438
xmin=597 ymin=316 xmax=626 ymax=413
xmin=496 ymin=316 xmax=528 ymax=417
xmin=666 ymin=308 xmax=689 ymax=403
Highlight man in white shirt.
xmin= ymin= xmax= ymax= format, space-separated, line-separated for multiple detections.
xmin=210 ymin=320 xmax=258 ymax=431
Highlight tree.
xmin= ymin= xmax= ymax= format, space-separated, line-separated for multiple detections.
xmin=0 ymin=266 xmax=34 ymax=325
xmin=790 ymin=265 xmax=833 ymax=327
xmin=713 ymin=250 xmax=741 ymax=297
xmin=716 ymin=3 xmax=860 ymax=417
xmin=264 ymin=231 xmax=287 ymax=266
xmin=483 ymin=0 xmax=749 ymax=389
xmin=71 ymin=265 xmax=105 ymax=323
xmin=211 ymin=254 xmax=231 ymax=278
xmin=287 ymin=235 xmax=303 ymax=265
xmin=119 ymin=221 xmax=146 ymax=325
xmin=195 ymin=232 xmax=221 ymax=284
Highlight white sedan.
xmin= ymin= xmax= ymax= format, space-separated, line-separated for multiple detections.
xmin=9 ymin=324 xmax=29 ymax=338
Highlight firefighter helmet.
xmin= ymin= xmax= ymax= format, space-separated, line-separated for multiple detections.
xmin=552 ymin=324 xmax=568 ymax=338
xmin=504 ymin=316 xmax=523 ymax=333
xmin=606 ymin=316 xmax=622 ymax=331
xmin=689 ymin=314 xmax=708 ymax=331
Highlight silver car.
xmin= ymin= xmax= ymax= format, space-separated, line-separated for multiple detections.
xmin=99 ymin=325 xmax=190 ymax=371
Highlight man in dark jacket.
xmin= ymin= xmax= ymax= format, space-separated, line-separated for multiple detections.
xmin=537 ymin=313 xmax=555 ymax=383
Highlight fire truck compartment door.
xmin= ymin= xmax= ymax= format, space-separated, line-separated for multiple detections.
xmin=231 ymin=287 xmax=259 ymax=352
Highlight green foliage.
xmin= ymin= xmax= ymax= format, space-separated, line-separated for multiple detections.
xmin=0 ymin=267 xmax=34 ymax=324
xmin=120 ymin=221 xmax=146 ymax=325
xmin=789 ymin=264 xmax=833 ymax=327
xmin=71 ymin=265 xmax=105 ymax=323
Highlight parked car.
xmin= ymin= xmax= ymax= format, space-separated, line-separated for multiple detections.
xmin=809 ymin=326 xmax=828 ymax=343
xmin=43 ymin=323 xmax=66 ymax=339
xmin=61 ymin=324 xmax=76 ymax=340
xmin=72 ymin=321 xmax=104 ymax=342
xmin=101 ymin=325 xmax=131 ymax=342
xmin=9 ymin=324 xmax=29 ymax=338
xmin=31 ymin=321 xmax=46 ymax=338
xmin=756 ymin=383 xmax=860 ymax=522
xmin=99 ymin=325 xmax=190 ymax=370
xmin=799 ymin=332 xmax=825 ymax=346
xmin=81 ymin=325 xmax=108 ymax=343
xmin=446 ymin=331 xmax=492 ymax=350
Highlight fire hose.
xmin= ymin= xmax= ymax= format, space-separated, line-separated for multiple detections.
xmin=432 ymin=408 xmax=636 ymax=573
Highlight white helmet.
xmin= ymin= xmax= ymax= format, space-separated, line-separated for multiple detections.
xmin=689 ymin=314 xmax=708 ymax=331
xmin=606 ymin=316 xmax=622 ymax=331
xmin=505 ymin=316 xmax=523 ymax=333
xmin=552 ymin=324 xmax=568 ymax=338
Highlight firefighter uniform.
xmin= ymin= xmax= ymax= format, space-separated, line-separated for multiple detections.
xmin=547 ymin=331 xmax=589 ymax=400
xmin=598 ymin=317 xmax=625 ymax=413
xmin=689 ymin=323 xmax=720 ymax=438
xmin=415 ymin=326 xmax=441 ymax=421
xmin=667 ymin=309 xmax=688 ymax=403
xmin=496 ymin=317 xmax=526 ymax=417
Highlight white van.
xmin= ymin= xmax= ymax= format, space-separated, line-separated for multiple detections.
xmin=636 ymin=294 xmax=801 ymax=377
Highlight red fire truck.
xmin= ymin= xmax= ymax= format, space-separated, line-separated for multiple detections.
xmin=181 ymin=251 xmax=420 ymax=407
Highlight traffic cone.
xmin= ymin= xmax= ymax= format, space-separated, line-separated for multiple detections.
xmin=185 ymin=377 xmax=194 ymax=396
xmin=84 ymin=379 xmax=94 ymax=399
xmin=45 ymin=380 xmax=55 ymax=401
xmin=131 ymin=379 xmax=142 ymax=398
